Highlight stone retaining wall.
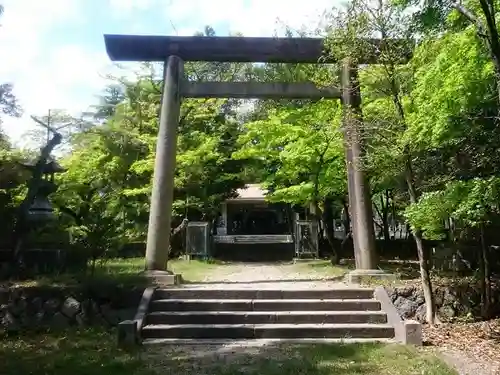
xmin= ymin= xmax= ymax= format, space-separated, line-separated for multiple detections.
xmin=387 ymin=281 xmax=498 ymax=322
xmin=0 ymin=284 xmax=143 ymax=332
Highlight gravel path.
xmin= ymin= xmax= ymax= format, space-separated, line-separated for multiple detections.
xmin=187 ymin=262 xmax=348 ymax=289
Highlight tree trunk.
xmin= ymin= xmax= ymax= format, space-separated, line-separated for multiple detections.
xmin=310 ymin=200 xmax=321 ymax=258
xmin=373 ymin=192 xmax=391 ymax=242
xmin=310 ymin=165 xmax=324 ymax=258
xmin=390 ymin=190 xmax=397 ymax=240
xmin=286 ymin=205 xmax=296 ymax=238
xmin=382 ymin=190 xmax=391 ymax=243
xmin=341 ymin=199 xmax=353 ymax=258
xmin=171 ymin=218 xmax=189 ymax=242
xmin=342 ymin=199 xmax=351 ymax=238
xmin=479 ymin=224 xmax=492 ymax=319
xmin=383 ymin=52 xmax=438 ymax=324
xmin=341 ymin=59 xmax=378 ymax=270
xmin=405 ymin=153 xmax=437 ymax=325
xmin=324 ymin=197 xmax=339 ymax=264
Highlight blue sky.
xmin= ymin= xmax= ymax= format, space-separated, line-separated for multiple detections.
xmin=0 ymin=0 xmax=335 ymax=147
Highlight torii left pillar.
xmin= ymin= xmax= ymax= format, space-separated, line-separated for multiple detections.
xmin=341 ymin=59 xmax=395 ymax=284
xmin=144 ymin=55 xmax=183 ymax=283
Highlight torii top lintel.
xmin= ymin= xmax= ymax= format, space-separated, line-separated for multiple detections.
xmin=104 ymin=34 xmax=411 ymax=64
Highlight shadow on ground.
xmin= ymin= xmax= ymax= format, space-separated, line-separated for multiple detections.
xmin=144 ymin=340 xmax=456 ymax=375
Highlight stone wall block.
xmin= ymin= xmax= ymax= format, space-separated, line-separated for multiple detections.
xmin=43 ymin=298 xmax=60 ymax=314
xmin=51 ymin=312 xmax=70 ymax=328
xmin=62 ymin=297 xmax=81 ymax=318
xmin=0 ymin=288 xmax=9 ymax=305
xmin=2 ymin=310 xmax=19 ymax=331
xmin=9 ymin=296 xmax=27 ymax=316
xmin=394 ymin=296 xmax=419 ymax=319
xmin=389 ymin=282 xmax=493 ymax=322
xmin=415 ymin=304 xmax=426 ymax=322
xmin=30 ymin=297 xmax=43 ymax=313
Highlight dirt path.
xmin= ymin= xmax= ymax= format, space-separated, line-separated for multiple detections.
xmin=190 ymin=261 xmax=348 ymax=289
xmin=437 ymin=348 xmax=499 ymax=375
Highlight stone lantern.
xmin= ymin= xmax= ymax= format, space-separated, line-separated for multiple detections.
xmin=20 ymin=159 xmax=66 ymax=223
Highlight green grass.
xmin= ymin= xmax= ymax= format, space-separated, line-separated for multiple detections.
xmin=1 ymin=328 xmax=151 ymax=375
xmin=3 ymin=257 xmax=220 ymax=288
xmin=90 ymin=257 xmax=221 ymax=282
xmin=1 ymin=328 xmax=456 ymax=375
xmin=4 ymin=257 xmax=149 ymax=288
xmin=90 ymin=257 xmax=230 ymax=283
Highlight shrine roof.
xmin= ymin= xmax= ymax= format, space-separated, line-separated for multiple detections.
xmin=229 ymin=184 xmax=267 ymax=201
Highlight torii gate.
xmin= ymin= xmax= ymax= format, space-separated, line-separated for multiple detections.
xmin=103 ymin=34 xmax=408 ymax=281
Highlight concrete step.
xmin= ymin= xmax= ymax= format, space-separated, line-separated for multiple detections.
xmin=146 ymin=310 xmax=388 ymax=325
xmin=141 ymin=323 xmax=395 ymax=339
xmin=142 ymin=337 xmax=397 ymax=345
xmin=149 ymin=299 xmax=381 ymax=312
xmin=154 ymin=288 xmax=374 ymax=300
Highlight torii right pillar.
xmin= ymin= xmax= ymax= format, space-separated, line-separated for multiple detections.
xmin=340 ymin=59 xmax=395 ymax=284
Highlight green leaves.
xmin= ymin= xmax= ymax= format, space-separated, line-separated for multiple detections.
xmin=0 ymin=83 xmax=22 ymax=119
xmin=407 ymin=28 xmax=495 ymax=147
xmin=405 ymin=177 xmax=500 ymax=239
xmin=235 ymin=100 xmax=346 ymax=206
xmin=54 ymin=50 xmax=250 ymax=248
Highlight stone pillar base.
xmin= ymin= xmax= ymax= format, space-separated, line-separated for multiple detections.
xmin=117 ymin=320 xmax=138 ymax=347
xmin=403 ymin=320 xmax=422 ymax=345
xmin=144 ymin=270 xmax=182 ymax=285
xmin=345 ymin=269 xmax=397 ymax=284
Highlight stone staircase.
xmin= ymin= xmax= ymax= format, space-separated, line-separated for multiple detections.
xmin=138 ymin=287 xmax=398 ymax=344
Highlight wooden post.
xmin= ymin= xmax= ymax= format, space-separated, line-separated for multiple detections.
xmin=145 ymin=55 xmax=184 ymax=271
xmin=341 ymin=59 xmax=377 ymax=270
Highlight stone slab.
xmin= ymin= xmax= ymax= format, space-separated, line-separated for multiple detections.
xmin=146 ymin=310 xmax=388 ymax=325
xmin=141 ymin=323 xmax=395 ymax=340
xmin=345 ymin=269 xmax=397 ymax=284
xmin=142 ymin=337 xmax=397 ymax=345
xmin=150 ymin=298 xmax=382 ymax=312
xmin=154 ymin=288 xmax=375 ymax=300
